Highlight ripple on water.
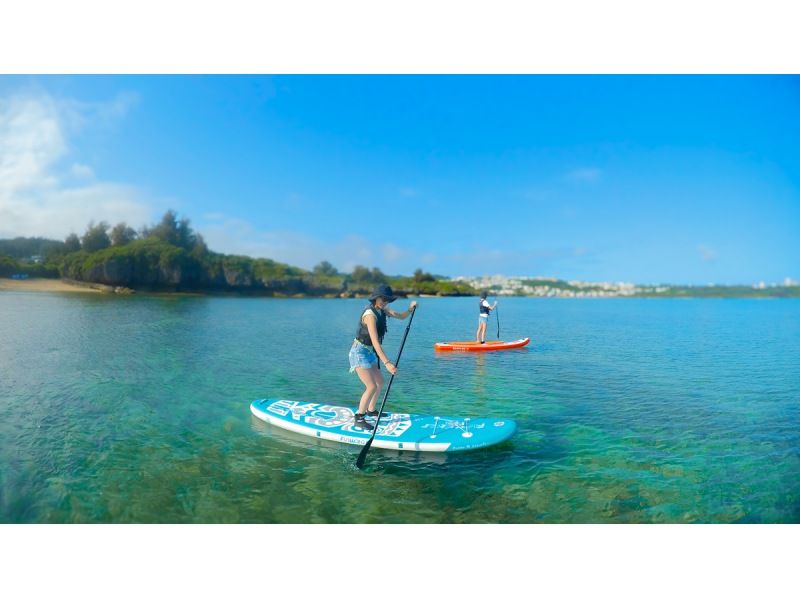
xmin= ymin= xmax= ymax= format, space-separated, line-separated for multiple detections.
xmin=1 ymin=295 xmax=799 ymax=522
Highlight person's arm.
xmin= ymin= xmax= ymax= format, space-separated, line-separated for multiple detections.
xmin=364 ymin=313 xmax=394 ymax=371
xmin=491 ymin=300 xmax=498 ymax=310
xmin=386 ymin=301 xmax=418 ymax=320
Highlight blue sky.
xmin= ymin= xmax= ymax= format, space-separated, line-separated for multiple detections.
xmin=1 ymin=75 xmax=798 ymax=284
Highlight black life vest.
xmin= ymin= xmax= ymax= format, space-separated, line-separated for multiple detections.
xmin=479 ymin=298 xmax=491 ymax=315
xmin=355 ymin=304 xmax=387 ymax=347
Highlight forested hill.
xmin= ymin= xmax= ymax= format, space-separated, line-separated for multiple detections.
xmin=0 ymin=211 xmax=475 ymax=297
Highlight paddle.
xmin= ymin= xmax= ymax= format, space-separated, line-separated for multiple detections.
xmin=355 ymin=304 xmax=417 ymax=470
xmin=496 ymin=300 xmax=500 ymax=339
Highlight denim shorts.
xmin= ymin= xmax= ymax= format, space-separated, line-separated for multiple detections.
xmin=349 ymin=341 xmax=378 ymax=372
xmin=478 ymin=315 xmax=489 ymax=326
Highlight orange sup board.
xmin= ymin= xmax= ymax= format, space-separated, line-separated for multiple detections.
xmin=434 ymin=338 xmax=530 ymax=352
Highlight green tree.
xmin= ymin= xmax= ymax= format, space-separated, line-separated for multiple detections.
xmin=64 ymin=233 xmax=82 ymax=253
xmin=0 ymin=236 xmax=65 ymax=258
xmin=413 ymin=268 xmax=435 ymax=284
xmin=190 ymin=233 xmax=209 ymax=258
xmin=313 ymin=261 xmax=338 ymax=276
xmin=149 ymin=210 xmax=179 ymax=245
xmin=81 ymin=221 xmax=111 ymax=252
xmin=176 ymin=217 xmax=195 ymax=250
xmin=148 ymin=210 xmax=196 ymax=250
xmin=110 ymin=223 xmax=138 ymax=246
xmin=0 ymin=255 xmax=19 ymax=276
xmin=351 ymin=265 xmax=372 ymax=284
xmin=370 ymin=267 xmax=386 ymax=283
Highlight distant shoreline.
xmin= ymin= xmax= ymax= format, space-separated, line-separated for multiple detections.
xmin=0 ymin=277 xmax=393 ymax=298
xmin=2 ymin=277 xmax=799 ymax=299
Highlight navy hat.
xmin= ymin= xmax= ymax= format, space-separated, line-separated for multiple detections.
xmin=480 ymin=291 xmax=488 ymax=299
xmin=369 ymin=284 xmax=398 ymax=302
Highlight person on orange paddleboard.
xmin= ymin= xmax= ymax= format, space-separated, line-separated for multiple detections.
xmin=476 ymin=290 xmax=498 ymax=344
xmin=349 ymin=284 xmax=417 ymax=430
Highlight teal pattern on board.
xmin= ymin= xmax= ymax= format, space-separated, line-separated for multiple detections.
xmin=250 ymin=399 xmax=517 ymax=452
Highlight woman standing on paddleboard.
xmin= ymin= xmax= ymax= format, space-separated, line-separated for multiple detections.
xmin=349 ymin=284 xmax=417 ymax=430
xmin=476 ymin=291 xmax=497 ymax=344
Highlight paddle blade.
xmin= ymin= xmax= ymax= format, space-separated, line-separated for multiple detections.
xmin=355 ymin=438 xmax=374 ymax=469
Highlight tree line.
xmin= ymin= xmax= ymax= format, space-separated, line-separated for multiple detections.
xmin=0 ymin=210 xmax=475 ymax=296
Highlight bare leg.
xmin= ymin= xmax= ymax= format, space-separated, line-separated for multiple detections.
xmin=367 ymin=366 xmax=385 ymax=412
xmin=476 ymin=321 xmax=482 ymax=342
xmin=355 ymin=366 xmax=377 ymax=414
xmin=479 ymin=321 xmax=487 ymax=342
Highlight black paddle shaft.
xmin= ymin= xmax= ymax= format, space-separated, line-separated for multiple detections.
xmin=496 ymin=303 xmax=500 ymax=339
xmin=355 ymin=305 xmax=417 ymax=470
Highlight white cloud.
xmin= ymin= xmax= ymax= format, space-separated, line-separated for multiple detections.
xmin=381 ymin=243 xmax=407 ymax=262
xmin=0 ymin=94 xmax=65 ymax=196
xmin=698 ymin=244 xmax=718 ymax=261
xmin=96 ymin=92 xmax=139 ymax=122
xmin=197 ymin=214 xmax=378 ymax=271
xmin=443 ymin=244 xmax=599 ymax=277
xmin=0 ymin=91 xmax=152 ymax=239
xmin=71 ymin=163 xmax=94 ymax=179
xmin=197 ymin=215 xmax=438 ymax=274
xmin=194 ymin=212 xmax=602 ymax=278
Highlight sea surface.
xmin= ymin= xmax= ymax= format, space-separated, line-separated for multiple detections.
xmin=1 ymin=292 xmax=798 ymax=523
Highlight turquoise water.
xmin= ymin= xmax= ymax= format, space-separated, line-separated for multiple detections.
xmin=1 ymin=292 xmax=798 ymax=523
